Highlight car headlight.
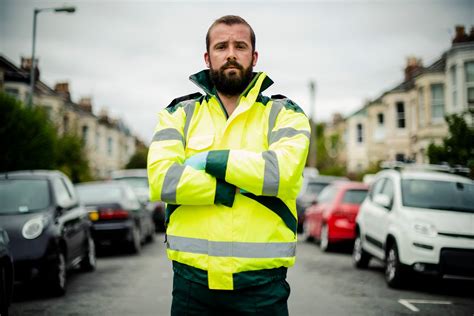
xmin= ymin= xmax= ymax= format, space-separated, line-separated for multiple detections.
xmin=22 ymin=217 xmax=46 ymax=240
xmin=413 ymin=222 xmax=437 ymax=237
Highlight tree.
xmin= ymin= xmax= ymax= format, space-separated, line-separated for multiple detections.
xmin=56 ymin=133 xmax=93 ymax=183
xmin=0 ymin=92 xmax=57 ymax=172
xmin=125 ymin=147 xmax=148 ymax=169
xmin=427 ymin=112 xmax=474 ymax=175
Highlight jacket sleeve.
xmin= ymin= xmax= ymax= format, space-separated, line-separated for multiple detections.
xmin=205 ymin=100 xmax=310 ymax=200
xmin=147 ymin=105 xmax=235 ymax=207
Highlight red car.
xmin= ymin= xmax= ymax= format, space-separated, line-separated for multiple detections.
xmin=303 ymin=181 xmax=368 ymax=251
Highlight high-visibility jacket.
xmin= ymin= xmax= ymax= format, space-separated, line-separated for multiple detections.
xmin=148 ymin=70 xmax=310 ymax=290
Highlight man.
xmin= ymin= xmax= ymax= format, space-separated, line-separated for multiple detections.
xmin=148 ymin=15 xmax=310 ymax=315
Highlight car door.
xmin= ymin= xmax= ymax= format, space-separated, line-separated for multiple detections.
xmin=371 ymin=177 xmax=395 ymax=259
xmin=52 ymin=177 xmax=84 ymax=262
xmin=361 ymin=177 xmax=388 ymax=258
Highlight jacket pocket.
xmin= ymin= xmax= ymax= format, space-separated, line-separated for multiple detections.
xmin=186 ymin=135 xmax=214 ymax=151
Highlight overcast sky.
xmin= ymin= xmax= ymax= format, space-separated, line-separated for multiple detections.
xmin=1 ymin=0 xmax=473 ymax=143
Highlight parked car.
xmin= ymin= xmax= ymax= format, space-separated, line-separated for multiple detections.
xmin=75 ymin=181 xmax=155 ymax=254
xmin=304 ymin=181 xmax=368 ymax=251
xmin=353 ymin=164 xmax=474 ymax=288
xmin=0 ymin=228 xmax=13 ymax=316
xmin=111 ymin=169 xmax=166 ymax=232
xmin=0 ymin=170 xmax=96 ymax=296
xmin=296 ymin=175 xmax=348 ymax=233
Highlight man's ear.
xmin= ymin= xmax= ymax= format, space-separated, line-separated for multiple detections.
xmin=204 ymin=52 xmax=210 ymax=68
xmin=252 ymin=51 xmax=259 ymax=67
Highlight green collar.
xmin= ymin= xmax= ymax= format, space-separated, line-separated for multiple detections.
xmin=189 ymin=69 xmax=274 ymax=98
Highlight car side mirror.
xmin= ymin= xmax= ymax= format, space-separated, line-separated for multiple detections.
xmin=373 ymin=194 xmax=391 ymax=209
xmin=311 ymin=199 xmax=318 ymax=205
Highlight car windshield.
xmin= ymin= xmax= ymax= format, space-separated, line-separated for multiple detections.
xmin=76 ymin=184 xmax=123 ymax=204
xmin=116 ymin=177 xmax=148 ymax=189
xmin=307 ymin=182 xmax=329 ymax=195
xmin=342 ymin=189 xmax=368 ymax=204
xmin=0 ymin=179 xmax=51 ymax=214
xmin=401 ymin=179 xmax=474 ymax=212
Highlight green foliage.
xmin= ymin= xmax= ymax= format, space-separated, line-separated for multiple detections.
xmin=0 ymin=92 xmax=93 ymax=182
xmin=125 ymin=147 xmax=148 ymax=169
xmin=427 ymin=112 xmax=474 ymax=175
xmin=312 ymin=122 xmax=347 ymax=176
xmin=0 ymin=92 xmax=57 ymax=171
xmin=56 ymin=133 xmax=93 ymax=183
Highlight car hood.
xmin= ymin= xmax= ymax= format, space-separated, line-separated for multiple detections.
xmin=404 ymin=207 xmax=474 ymax=237
xmin=0 ymin=211 xmax=54 ymax=261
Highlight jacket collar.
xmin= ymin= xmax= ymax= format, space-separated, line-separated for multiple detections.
xmin=189 ymin=69 xmax=274 ymax=98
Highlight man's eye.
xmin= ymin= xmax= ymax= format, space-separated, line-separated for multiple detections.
xmin=236 ymin=43 xmax=247 ymax=49
xmin=215 ymin=44 xmax=225 ymax=50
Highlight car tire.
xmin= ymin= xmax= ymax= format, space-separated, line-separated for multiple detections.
xmin=128 ymin=225 xmax=142 ymax=254
xmin=302 ymin=221 xmax=314 ymax=242
xmin=385 ymin=242 xmax=407 ymax=288
xmin=352 ymin=233 xmax=371 ymax=269
xmin=146 ymin=223 xmax=155 ymax=243
xmin=319 ymin=224 xmax=331 ymax=252
xmin=80 ymin=235 xmax=96 ymax=272
xmin=47 ymin=251 xmax=67 ymax=296
xmin=0 ymin=265 xmax=9 ymax=316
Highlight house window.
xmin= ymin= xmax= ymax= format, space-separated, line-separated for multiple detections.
xmin=82 ymin=125 xmax=89 ymax=145
xmin=395 ymin=153 xmax=405 ymax=162
xmin=377 ymin=113 xmax=384 ymax=125
xmin=450 ymin=66 xmax=457 ymax=108
xmin=356 ymin=123 xmax=363 ymax=143
xmin=107 ymin=137 xmax=113 ymax=156
xmin=431 ymin=84 xmax=445 ymax=121
xmin=466 ymin=61 xmax=474 ymax=110
xmin=418 ymin=88 xmax=425 ymax=127
xmin=374 ymin=113 xmax=385 ymax=141
xmin=396 ymin=102 xmax=405 ymax=128
xmin=5 ymin=87 xmax=20 ymax=99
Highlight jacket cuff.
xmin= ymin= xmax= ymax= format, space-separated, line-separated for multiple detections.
xmin=206 ymin=150 xmax=229 ymax=180
xmin=214 ymin=179 xmax=235 ymax=207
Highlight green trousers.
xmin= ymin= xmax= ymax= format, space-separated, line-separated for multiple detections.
xmin=171 ymin=273 xmax=290 ymax=316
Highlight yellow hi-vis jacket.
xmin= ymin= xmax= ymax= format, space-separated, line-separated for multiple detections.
xmin=148 ymin=70 xmax=310 ymax=290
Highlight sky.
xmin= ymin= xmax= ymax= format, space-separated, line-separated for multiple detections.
xmin=1 ymin=0 xmax=473 ymax=143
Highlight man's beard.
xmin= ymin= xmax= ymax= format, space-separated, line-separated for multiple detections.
xmin=209 ymin=60 xmax=254 ymax=96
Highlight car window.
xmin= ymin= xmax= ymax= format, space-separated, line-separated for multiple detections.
xmin=62 ymin=176 xmax=78 ymax=204
xmin=342 ymin=189 xmax=368 ymax=204
xmin=116 ymin=177 xmax=149 ymax=189
xmin=370 ymin=178 xmax=386 ymax=200
xmin=381 ymin=179 xmax=394 ymax=200
xmin=76 ymin=184 xmax=123 ymax=204
xmin=317 ymin=185 xmax=338 ymax=203
xmin=401 ymin=179 xmax=474 ymax=212
xmin=307 ymin=182 xmax=329 ymax=195
xmin=53 ymin=177 xmax=73 ymax=207
xmin=0 ymin=179 xmax=51 ymax=214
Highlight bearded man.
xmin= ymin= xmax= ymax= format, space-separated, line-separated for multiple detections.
xmin=148 ymin=15 xmax=310 ymax=315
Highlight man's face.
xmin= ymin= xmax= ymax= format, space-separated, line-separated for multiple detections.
xmin=205 ymin=23 xmax=258 ymax=96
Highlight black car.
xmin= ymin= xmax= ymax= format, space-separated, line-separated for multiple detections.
xmin=111 ymin=169 xmax=166 ymax=232
xmin=0 ymin=228 xmax=13 ymax=316
xmin=0 ymin=170 xmax=96 ymax=296
xmin=75 ymin=181 xmax=155 ymax=254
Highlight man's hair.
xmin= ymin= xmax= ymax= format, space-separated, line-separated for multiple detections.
xmin=206 ymin=15 xmax=256 ymax=53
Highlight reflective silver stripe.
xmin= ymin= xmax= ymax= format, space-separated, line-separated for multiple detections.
xmin=152 ymin=128 xmax=184 ymax=145
xmin=262 ymin=150 xmax=279 ymax=195
xmin=167 ymin=235 xmax=296 ymax=258
xmin=267 ymin=100 xmax=284 ymax=145
xmin=269 ymin=127 xmax=310 ymax=144
xmin=161 ymin=163 xmax=185 ymax=203
xmin=183 ymin=101 xmax=196 ymax=146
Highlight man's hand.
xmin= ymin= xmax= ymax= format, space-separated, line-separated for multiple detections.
xmin=184 ymin=151 xmax=209 ymax=170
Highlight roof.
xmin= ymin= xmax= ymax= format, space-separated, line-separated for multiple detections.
xmin=0 ymin=169 xmax=66 ymax=179
xmin=111 ymin=169 xmax=147 ymax=179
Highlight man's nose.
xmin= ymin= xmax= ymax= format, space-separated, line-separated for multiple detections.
xmin=226 ymin=47 xmax=237 ymax=60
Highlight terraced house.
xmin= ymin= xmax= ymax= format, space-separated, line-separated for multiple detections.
xmin=344 ymin=25 xmax=474 ymax=173
xmin=0 ymin=54 xmax=137 ymax=179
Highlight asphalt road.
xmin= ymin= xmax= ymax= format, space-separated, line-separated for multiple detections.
xmin=9 ymin=234 xmax=474 ymax=316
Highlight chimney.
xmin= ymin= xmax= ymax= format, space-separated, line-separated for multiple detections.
xmin=404 ymin=56 xmax=423 ymax=82
xmin=54 ymin=82 xmax=71 ymax=101
xmin=21 ymin=57 xmax=40 ymax=81
xmin=452 ymin=25 xmax=469 ymax=44
xmin=468 ymin=26 xmax=474 ymax=41
xmin=79 ymin=97 xmax=93 ymax=113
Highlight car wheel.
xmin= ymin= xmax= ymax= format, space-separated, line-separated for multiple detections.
xmin=128 ymin=225 xmax=142 ymax=254
xmin=0 ymin=265 xmax=9 ymax=316
xmin=352 ymin=233 xmax=371 ymax=269
xmin=146 ymin=223 xmax=155 ymax=243
xmin=302 ymin=221 xmax=314 ymax=242
xmin=385 ymin=242 xmax=406 ymax=288
xmin=47 ymin=251 xmax=67 ymax=296
xmin=319 ymin=224 xmax=331 ymax=252
xmin=80 ymin=235 xmax=96 ymax=272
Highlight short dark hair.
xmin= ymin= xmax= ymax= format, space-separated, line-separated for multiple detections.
xmin=206 ymin=15 xmax=256 ymax=53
